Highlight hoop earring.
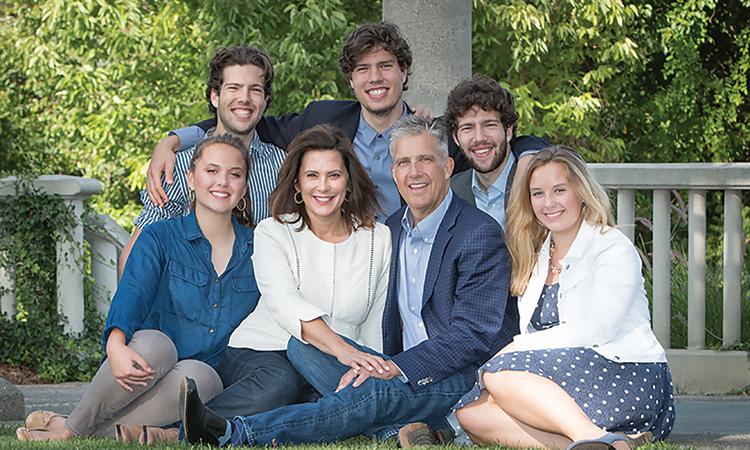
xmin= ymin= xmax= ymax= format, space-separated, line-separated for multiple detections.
xmin=344 ymin=189 xmax=352 ymax=203
xmin=189 ymin=190 xmax=195 ymax=203
xmin=236 ymin=197 xmax=247 ymax=212
xmin=294 ymin=191 xmax=304 ymax=205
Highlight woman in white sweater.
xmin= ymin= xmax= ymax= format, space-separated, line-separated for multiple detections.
xmin=451 ymin=146 xmax=674 ymax=449
xmin=187 ymin=125 xmax=392 ymax=423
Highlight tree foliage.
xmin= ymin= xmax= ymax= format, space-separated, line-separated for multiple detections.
xmin=0 ymin=0 xmax=747 ymax=228
xmin=0 ymin=0 xmax=378 ymax=227
xmin=473 ymin=0 xmax=750 ymax=163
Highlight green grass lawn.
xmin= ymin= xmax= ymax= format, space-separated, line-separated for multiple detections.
xmin=0 ymin=426 xmax=701 ymax=450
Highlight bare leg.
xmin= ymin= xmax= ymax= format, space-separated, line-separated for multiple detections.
xmin=456 ymin=390 xmax=572 ymax=449
xmin=483 ymin=371 xmax=606 ymax=442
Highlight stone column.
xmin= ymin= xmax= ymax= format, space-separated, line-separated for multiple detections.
xmin=383 ymin=0 xmax=472 ymax=115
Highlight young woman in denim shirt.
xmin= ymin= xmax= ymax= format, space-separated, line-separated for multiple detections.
xmin=17 ymin=133 xmax=260 ymax=443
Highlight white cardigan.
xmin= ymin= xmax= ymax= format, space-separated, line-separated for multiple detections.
xmin=228 ymin=215 xmax=391 ymax=352
xmin=513 ymin=221 xmax=667 ymax=363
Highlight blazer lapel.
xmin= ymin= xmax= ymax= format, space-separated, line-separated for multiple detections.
xmin=421 ymin=195 xmax=460 ymax=307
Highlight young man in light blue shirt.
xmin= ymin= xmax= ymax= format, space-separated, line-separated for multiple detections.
xmin=444 ymin=75 xmax=549 ymax=231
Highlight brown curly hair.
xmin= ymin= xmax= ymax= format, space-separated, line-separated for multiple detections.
xmin=443 ymin=75 xmax=518 ymax=136
xmin=339 ymin=22 xmax=412 ymax=91
xmin=205 ymin=45 xmax=274 ymax=115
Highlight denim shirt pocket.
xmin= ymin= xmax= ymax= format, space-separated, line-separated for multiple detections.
xmin=230 ymin=275 xmax=260 ymax=325
xmin=167 ymin=260 xmax=210 ymax=321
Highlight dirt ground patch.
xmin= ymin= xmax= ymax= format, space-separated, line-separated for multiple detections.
xmin=0 ymin=363 xmax=40 ymax=384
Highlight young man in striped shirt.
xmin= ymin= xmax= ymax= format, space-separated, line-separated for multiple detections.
xmin=119 ymin=46 xmax=285 ymax=271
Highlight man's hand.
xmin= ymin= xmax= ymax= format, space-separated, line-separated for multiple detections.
xmin=146 ymin=134 xmax=180 ymax=207
xmin=335 ymin=360 xmax=401 ymax=391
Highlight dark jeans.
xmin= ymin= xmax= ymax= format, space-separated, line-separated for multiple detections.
xmin=207 ymin=346 xmax=313 ymax=418
xmin=235 ymin=338 xmax=473 ymax=445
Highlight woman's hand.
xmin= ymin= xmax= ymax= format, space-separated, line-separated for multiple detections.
xmin=106 ymin=329 xmax=155 ymax=391
xmin=336 ymin=345 xmax=391 ymax=375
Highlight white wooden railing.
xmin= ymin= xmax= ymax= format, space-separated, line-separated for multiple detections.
xmin=589 ymin=163 xmax=748 ymax=350
xmin=0 ymin=175 xmax=128 ymax=334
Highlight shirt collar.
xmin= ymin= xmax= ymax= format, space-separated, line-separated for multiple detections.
xmin=205 ymin=128 xmax=268 ymax=158
xmin=183 ymin=210 xmax=204 ymax=241
xmin=471 ymin=151 xmax=516 ymax=196
xmin=182 ymin=210 xmax=254 ymax=254
xmin=357 ymin=101 xmax=409 ymax=146
xmin=400 ymin=189 xmax=453 ymax=242
xmin=250 ymin=131 xmax=272 ymax=158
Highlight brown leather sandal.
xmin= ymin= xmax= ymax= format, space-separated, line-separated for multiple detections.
xmin=24 ymin=410 xmax=67 ymax=429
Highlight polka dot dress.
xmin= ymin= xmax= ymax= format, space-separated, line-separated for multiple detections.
xmin=531 ymin=283 xmax=560 ymax=330
xmin=448 ymin=286 xmax=675 ymax=445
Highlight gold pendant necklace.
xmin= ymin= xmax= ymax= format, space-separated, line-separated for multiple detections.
xmin=549 ymin=239 xmax=563 ymax=275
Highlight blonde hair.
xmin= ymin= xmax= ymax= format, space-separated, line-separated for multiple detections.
xmin=506 ymin=145 xmax=614 ymax=295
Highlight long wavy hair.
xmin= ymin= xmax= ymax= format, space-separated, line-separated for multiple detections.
xmin=268 ymin=125 xmax=380 ymax=232
xmin=506 ymin=145 xmax=614 ymax=295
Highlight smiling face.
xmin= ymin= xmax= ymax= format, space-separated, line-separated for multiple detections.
xmin=349 ymin=48 xmax=406 ymax=118
xmin=188 ymin=143 xmax=248 ymax=217
xmin=529 ymin=162 xmax=584 ymax=242
xmin=454 ymin=106 xmax=513 ymax=175
xmin=295 ymin=149 xmax=350 ymax=227
xmin=211 ymin=64 xmax=267 ymax=137
xmin=391 ymin=132 xmax=454 ymax=224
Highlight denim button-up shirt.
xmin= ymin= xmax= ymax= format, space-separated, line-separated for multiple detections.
xmin=104 ymin=211 xmax=259 ymax=369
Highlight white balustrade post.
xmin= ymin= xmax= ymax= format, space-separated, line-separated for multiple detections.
xmin=87 ymin=233 xmax=118 ymax=318
xmin=652 ymin=190 xmax=671 ymax=348
xmin=616 ymin=189 xmax=635 ymax=242
xmin=0 ymin=259 xmax=15 ymax=319
xmin=57 ymin=199 xmax=85 ymax=334
xmin=687 ymin=190 xmax=707 ymax=349
xmin=722 ymin=190 xmax=742 ymax=347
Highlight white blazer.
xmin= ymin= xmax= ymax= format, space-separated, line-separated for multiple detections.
xmin=513 ymin=221 xmax=667 ymax=363
xmin=228 ymin=215 xmax=391 ymax=352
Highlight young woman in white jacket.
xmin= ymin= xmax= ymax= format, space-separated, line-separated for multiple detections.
xmin=452 ymin=146 xmax=674 ymax=450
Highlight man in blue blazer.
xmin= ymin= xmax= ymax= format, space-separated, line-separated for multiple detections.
xmin=178 ymin=115 xmax=518 ymax=447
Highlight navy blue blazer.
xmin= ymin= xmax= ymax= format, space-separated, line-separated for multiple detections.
xmin=383 ymin=193 xmax=519 ymax=389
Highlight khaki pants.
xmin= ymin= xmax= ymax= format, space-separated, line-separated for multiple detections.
xmin=66 ymin=329 xmax=222 ymax=437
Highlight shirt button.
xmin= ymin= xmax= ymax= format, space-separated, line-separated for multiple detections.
xmin=208 ymin=328 xmax=215 ymax=334
xmin=418 ymin=323 xmax=423 ymax=328
xmin=212 ymin=303 xmax=219 ymax=309
xmin=412 ymin=248 xmax=418 ymax=254
xmin=215 ymin=278 xmax=220 ymax=283
xmin=411 ymin=278 xmax=416 ymax=284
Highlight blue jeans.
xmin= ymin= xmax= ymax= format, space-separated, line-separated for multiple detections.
xmin=236 ymin=340 xmax=473 ymax=445
xmin=207 ymin=347 xmax=311 ymax=418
